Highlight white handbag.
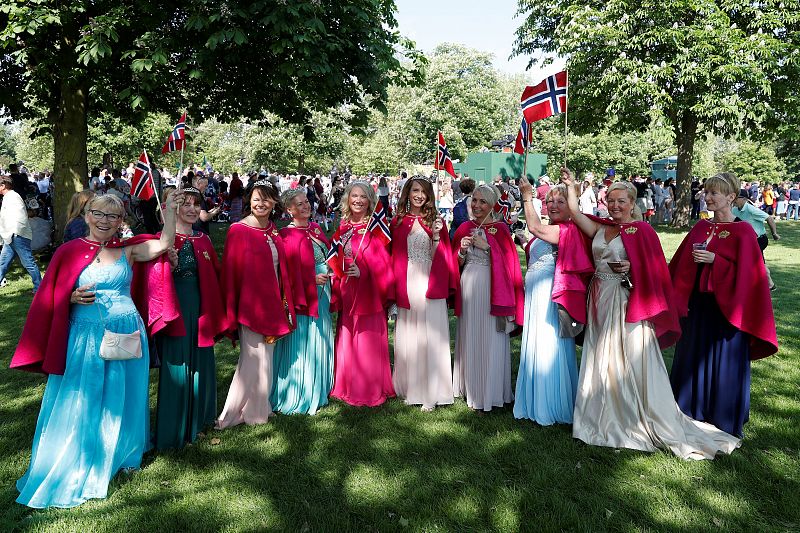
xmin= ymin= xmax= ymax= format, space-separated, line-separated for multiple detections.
xmin=95 ymin=300 xmax=142 ymax=361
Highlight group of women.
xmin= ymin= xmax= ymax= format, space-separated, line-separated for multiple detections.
xmin=10 ymin=170 xmax=778 ymax=509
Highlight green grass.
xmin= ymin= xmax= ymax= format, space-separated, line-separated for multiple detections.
xmin=1 ymin=222 xmax=798 ymax=532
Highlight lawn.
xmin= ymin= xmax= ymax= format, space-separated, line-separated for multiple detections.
xmin=0 ymin=221 xmax=798 ymax=532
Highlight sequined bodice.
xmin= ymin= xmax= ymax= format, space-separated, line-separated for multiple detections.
xmin=312 ymin=239 xmax=327 ymax=265
xmin=173 ymin=237 xmax=198 ymax=278
xmin=342 ymin=224 xmax=366 ymax=259
xmin=528 ymin=239 xmax=556 ymax=273
xmin=464 ymin=228 xmax=490 ymax=266
xmin=407 ymin=219 xmax=433 ymax=265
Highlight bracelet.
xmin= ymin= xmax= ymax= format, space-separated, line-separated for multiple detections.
xmin=457 ymin=250 xmax=466 ymax=259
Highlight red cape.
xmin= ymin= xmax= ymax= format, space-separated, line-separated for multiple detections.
xmin=669 ymin=219 xmax=777 ymax=359
xmin=452 ymin=220 xmax=524 ymax=328
xmin=220 ymin=222 xmax=296 ymax=338
xmin=140 ymin=232 xmax=227 ymax=346
xmin=588 ymin=216 xmax=681 ymax=348
xmin=279 ymin=223 xmax=330 ymax=318
xmin=390 ymin=215 xmax=458 ymax=309
xmin=10 ymin=235 xmax=174 ymax=375
xmin=525 ymin=221 xmax=593 ymax=324
xmin=329 ymin=221 xmax=394 ymax=316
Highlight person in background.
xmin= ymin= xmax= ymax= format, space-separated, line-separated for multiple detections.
xmin=761 ymin=184 xmax=775 ymax=215
xmin=192 ymin=174 xmax=221 ymax=235
xmin=732 ymin=189 xmax=780 ymax=290
xmin=63 ymin=190 xmax=96 ymax=243
xmin=0 ymin=176 xmax=42 ymax=294
xmin=449 ymin=178 xmax=475 ymax=239
xmin=787 ymin=182 xmax=800 ymax=221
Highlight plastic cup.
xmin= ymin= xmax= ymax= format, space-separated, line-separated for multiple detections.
xmin=692 ymin=242 xmax=707 ymax=251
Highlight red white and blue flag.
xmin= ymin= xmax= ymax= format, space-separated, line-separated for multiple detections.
xmin=131 ymin=151 xmax=155 ymax=200
xmin=493 ymin=190 xmax=515 ymax=225
xmin=513 ymin=117 xmax=531 ymax=155
xmin=434 ymin=131 xmax=457 ymax=179
xmin=161 ymin=112 xmax=187 ymax=154
xmin=366 ymin=203 xmax=392 ymax=246
xmin=521 ymin=71 xmax=568 ymax=124
xmin=325 ymin=232 xmax=344 ymax=278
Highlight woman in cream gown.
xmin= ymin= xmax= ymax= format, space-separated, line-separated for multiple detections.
xmin=562 ymin=169 xmax=740 ymax=460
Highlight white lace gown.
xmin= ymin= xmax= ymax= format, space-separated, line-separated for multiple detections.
xmin=392 ymin=220 xmax=453 ymax=408
xmin=572 ymin=231 xmax=741 ymax=460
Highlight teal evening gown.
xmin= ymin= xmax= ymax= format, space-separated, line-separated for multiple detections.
xmin=271 ymin=239 xmax=333 ymax=414
xmin=16 ymin=255 xmax=150 ymax=508
xmin=154 ymin=237 xmax=217 ymax=449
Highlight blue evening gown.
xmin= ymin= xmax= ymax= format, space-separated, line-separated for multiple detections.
xmin=513 ymin=238 xmax=578 ymax=425
xmin=16 ymin=254 xmax=150 ymax=508
xmin=271 ymin=240 xmax=334 ymax=415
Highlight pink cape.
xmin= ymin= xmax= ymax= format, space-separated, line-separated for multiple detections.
xmin=220 ymin=222 xmax=296 ymax=338
xmin=451 ymin=220 xmax=524 ymax=329
xmin=669 ymin=220 xmax=777 ymax=359
xmin=390 ymin=214 xmax=458 ymax=309
xmin=279 ymin=222 xmax=330 ymax=318
xmin=144 ymin=232 xmax=227 ymax=346
xmin=329 ymin=221 xmax=394 ymax=316
xmin=537 ymin=221 xmax=594 ymax=324
xmin=10 ymin=235 xmax=177 ymax=375
xmin=587 ymin=215 xmax=681 ymax=348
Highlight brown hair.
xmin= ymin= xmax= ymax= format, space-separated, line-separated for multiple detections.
xmin=245 ymin=181 xmax=282 ymax=220
xmin=395 ymin=177 xmax=438 ymax=228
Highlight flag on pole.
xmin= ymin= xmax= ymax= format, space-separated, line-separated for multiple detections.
xmin=434 ymin=131 xmax=457 ymax=179
xmin=493 ymin=189 xmax=515 ymax=225
xmin=131 ymin=151 xmax=155 ymax=200
xmin=513 ymin=117 xmax=531 ymax=155
xmin=325 ymin=231 xmax=344 ymax=278
xmin=366 ymin=203 xmax=392 ymax=246
xmin=521 ymin=71 xmax=568 ymax=124
xmin=161 ymin=112 xmax=187 ymax=154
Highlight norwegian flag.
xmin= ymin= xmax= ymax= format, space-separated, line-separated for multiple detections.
xmin=434 ymin=131 xmax=457 ymax=179
xmin=493 ymin=189 xmax=515 ymax=225
xmin=366 ymin=203 xmax=392 ymax=246
xmin=521 ymin=71 xmax=568 ymax=124
xmin=161 ymin=112 xmax=187 ymax=154
xmin=131 ymin=151 xmax=155 ymax=200
xmin=513 ymin=117 xmax=531 ymax=155
xmin=325 ymin=232 xmax=344 ymax=278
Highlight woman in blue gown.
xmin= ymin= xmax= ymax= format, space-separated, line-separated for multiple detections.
xmin=270 ymin=189 xmax=333 ymax=415
xmin=514 ymin=181 xmax=580 ymax=425
xmin=14 ymin=192 xmax=180 ymax=508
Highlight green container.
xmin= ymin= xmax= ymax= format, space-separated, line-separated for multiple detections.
xmin=453 ymin=151 xmax=548 ymax=183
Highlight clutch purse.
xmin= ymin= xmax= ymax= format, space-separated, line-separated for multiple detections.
xmin=94 ymin=298 xmax=142 ymax=361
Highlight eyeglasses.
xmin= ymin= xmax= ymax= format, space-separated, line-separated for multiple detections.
xmin=88 ymin=210 xmax=122 ymax=222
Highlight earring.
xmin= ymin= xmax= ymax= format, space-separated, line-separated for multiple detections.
xmin=406 ymin=199 xmax=410 ymax=211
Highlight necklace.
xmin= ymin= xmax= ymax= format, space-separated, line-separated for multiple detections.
xmin=95 ymin=240 xmax=107 ymax=263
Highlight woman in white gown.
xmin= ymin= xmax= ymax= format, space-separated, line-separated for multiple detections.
xmin=562 ymin=169 xmax=740 ymax=460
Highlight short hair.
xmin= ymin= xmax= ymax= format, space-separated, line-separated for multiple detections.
xmin=0 ymin=176 xmax=12 ymax=188
xmin=85 ymin=194 xmax=125 ymax=216
xmin=545 ymin=183 xmax=568 ymax=202
xmin=606 ymin=181 xmax=643 ymax=221
xmin=459 ymin=178 xmax=476 ymax=194
xmin=400 ymin=171 xmax=407 ymax=179
xmin=244 ymin=181 xmax=282 ymax=220
xmin=705 ymin=173 xmax=739 ymax=197
xmin=339 ymin=182 xmax=377 ymax=221
xmin=281 ymin=188 xmax=307 ymax=208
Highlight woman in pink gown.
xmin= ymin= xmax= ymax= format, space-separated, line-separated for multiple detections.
xmin=329 ymin=182 xmax=396 ymax=407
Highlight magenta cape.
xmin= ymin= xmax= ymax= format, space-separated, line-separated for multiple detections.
xmin=588 ymin=216 xmax=681 ymax=348
xmin=10 ymin=235 xmax=176 ymax=375
xmin=220 ymin=222 xmax=296 ymax=338
xmin=451 ymin=220 xmax=524 ymax=327
xmin=390 ymin=215 xmax=458 ymax=309
xmin=330 ymin=221 xmax=394 ymax=316
xmin=279 ymin=222 xmax=330 ymax=318
xmin=669 ymin=220 xmax=777 ymax=359
xmin=146 ymin=232 xmax=227 ymax=346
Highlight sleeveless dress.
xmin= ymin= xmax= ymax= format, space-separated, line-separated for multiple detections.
xmin=392 ymin=219 xmax=453 ymax=409
xmin=572 ymin=231 xmax=741 ymax=460
xmin=16 ymin=255 xmax=150 ymax=508
xmin=513 ymin=238 xmax=578 ymax=424
xmin=154 ymin=237 xmax=217 ymax=449
xmin=453 ymin=230 xmax=514 ymax=411
xmin=271 ymin=239 xmax=334 ymax=415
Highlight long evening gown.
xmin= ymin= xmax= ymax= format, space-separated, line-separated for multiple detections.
xmin=392 ymin=220 xmax=453 ymax=409
xmin=513 ymin=238 xmax=578 ymax=424
xmin=271 ymin=239 xmax=334 ymax=415
xmin=571 ymin=231 xmax=741 ymax=460
xmin=154 ymin=237 xmax=217 ymax=449
xmin=17 ymin=255 xmax=150 ymax=508
xmin=453 ymin=232 xmax=513 ymax=411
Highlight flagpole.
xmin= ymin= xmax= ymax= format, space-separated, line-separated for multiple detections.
xmin=563 ymin=70 xmax=569 ymax=169
xmin=143 ymin=147 xmax=165 ymax=225
xmin=523 ymin=125 xmax=530 ymax=182
xmin=435 ymin=130 xmax=441 ymax=209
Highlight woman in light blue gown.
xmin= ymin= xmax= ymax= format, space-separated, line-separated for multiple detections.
xmin=514 ymin=181 xmax=580 ymax=425
xmin=14 ymin=192 xmax=180 ymax=508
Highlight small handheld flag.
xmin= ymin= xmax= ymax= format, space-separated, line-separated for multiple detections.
xmin=131 ymin=151 xmax=155 ymax=200
xmin=521 ymin=71 xmax=568 ymax=124
xmin=434 ymin=131 xmax=457 ymax=179
xmin=161 ymin=112 xmax=187 ymax=154
xmin=366 ymin=203 xmax=391 ymax=246
xmin=493 ymin=189 xmax=515 ymax=225
xmin=513 ymin=117 xmax=531 ymax=155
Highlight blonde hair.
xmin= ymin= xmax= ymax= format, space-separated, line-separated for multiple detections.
xmin=339 ymin=182 xmax=377 ymax=221
xmin=606 ymin=181 xmax=642 ymax=221
xmin=545 ymin=183 xmax=568 ymax=202
xmin=67 ymin=190 xmax=95 ymax=221
xmin=85 ymin=194 xmax=125 ymax=216
xmin=705 ymin=173 xmax=739 ymax=197
xmin=472 ymin=183 xmax=500 ymax=221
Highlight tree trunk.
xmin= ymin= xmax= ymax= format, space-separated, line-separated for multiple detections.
xmin=671 ymin=111 xmax=698 ymax=228
xmin=52 ymin=79 xmax=89 ymax=240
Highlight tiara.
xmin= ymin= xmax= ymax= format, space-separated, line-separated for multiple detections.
xmin=410 ymin=175 xmax=434 ymax=183
xmin=253 ymin=179 xmax=274 ymax=188
xmin=182 ymin=186 xmax=202 ymax=195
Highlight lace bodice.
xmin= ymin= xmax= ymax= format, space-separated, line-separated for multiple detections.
xmin=407 ymin=219 xmax=433 ymax=264
xmin=173 ymin=238 xmax=198 ymax=278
